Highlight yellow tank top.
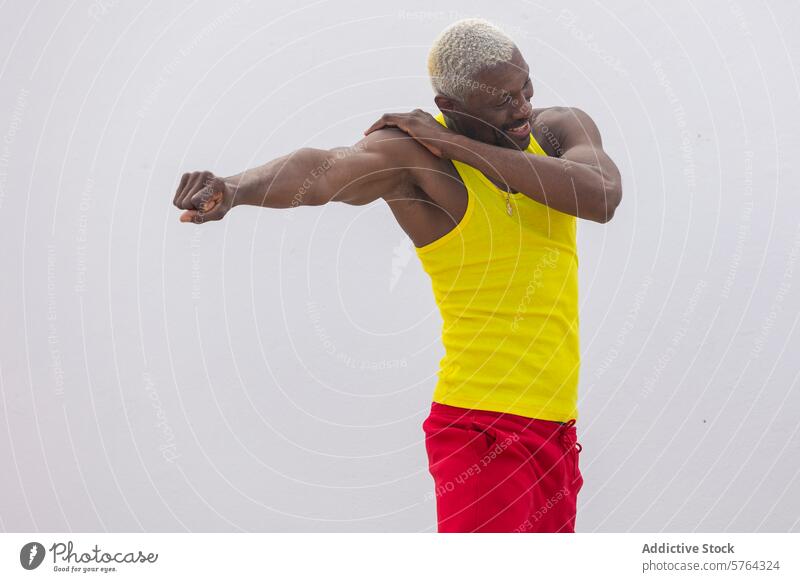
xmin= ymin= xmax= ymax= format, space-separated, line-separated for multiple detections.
xmin=415 ymin=112 xmax=581 ymax=422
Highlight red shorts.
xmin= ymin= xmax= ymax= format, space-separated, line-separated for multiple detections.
xmin=423 ymin=402 xmax=584 ymax=533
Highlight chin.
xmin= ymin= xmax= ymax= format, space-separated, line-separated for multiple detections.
xmin=500 ymin=133 xmax=530 ymax=149
xmin=515 ymin=135 xmax=531 ymax=149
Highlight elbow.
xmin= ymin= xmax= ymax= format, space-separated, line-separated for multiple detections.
xmin=592 ymin=178 xmax=622 ymax=224
xmin=595 ymin=207 xmax=616 ymax=224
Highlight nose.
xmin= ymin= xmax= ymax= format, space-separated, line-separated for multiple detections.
xmin=516 ymin=97 xmax=532 ymax=118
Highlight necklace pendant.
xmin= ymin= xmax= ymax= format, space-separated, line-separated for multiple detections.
xmin=506 ymin=198 xmax=513 ymax=216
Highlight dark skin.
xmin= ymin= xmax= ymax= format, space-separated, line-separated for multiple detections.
xmin=173 ymin=45 xmax=621 ymax=248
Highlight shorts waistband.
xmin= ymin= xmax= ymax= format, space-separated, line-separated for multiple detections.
xmin=429 ymin=401 xmax=572 ymax=431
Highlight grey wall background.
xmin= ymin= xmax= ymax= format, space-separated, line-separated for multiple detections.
xmin=0 ymin=0 xmax=798 ymax=532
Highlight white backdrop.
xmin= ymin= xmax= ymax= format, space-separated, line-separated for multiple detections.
xmin=0 ymin=0 xmax=798 ymax=532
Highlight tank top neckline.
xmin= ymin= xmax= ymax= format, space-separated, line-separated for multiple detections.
xmin=436 ymin=112 xmax=548 ymax=199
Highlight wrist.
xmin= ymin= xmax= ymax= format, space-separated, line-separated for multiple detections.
xmin=224 ymin=171 xmax=265 ymax=208
xmin=223 ymin=177 xmax=246 ymax=207
xmin=441 ymin=132 xmax=477 ymax=162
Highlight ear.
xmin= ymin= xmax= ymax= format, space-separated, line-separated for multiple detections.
xmin=434 ymin=94 xmax=460 ymax=115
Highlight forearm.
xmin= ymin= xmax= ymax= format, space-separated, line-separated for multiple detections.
xmin=442 ymin=134 xmax=611 ymax=220
xmin=224 ymin=147 xmax=339 ymax=209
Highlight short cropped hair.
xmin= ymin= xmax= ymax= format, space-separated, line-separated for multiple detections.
xmin=427 ymin=18 xmax=516 ymax=102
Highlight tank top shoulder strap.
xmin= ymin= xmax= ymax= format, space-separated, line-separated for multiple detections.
xmin=527 ymin=132 xmax=548 ymax=157
xmin=432 ymin=113 xmax=484 ymax=192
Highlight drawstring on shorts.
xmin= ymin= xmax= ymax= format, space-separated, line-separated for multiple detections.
xmin=559 ymin=418 xmax=583 ymax=453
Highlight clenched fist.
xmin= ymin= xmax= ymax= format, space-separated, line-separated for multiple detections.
xmin=173 ymin=171 xmax=234 ymax=223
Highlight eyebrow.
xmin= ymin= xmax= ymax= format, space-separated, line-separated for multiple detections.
xmin=519 ymin=66 xmax=531 ymax=92
xmin=491 ymin=63 xmax=531 ymax=104
xmin=497 ymin=74 xmax=531 ymax=103
xmin=510 ymin=66 xmax=531 ymax=95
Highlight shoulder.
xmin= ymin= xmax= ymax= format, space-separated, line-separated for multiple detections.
xmin=359 ymin=127 xmax=442 ymax=167
xmin=531 ymin=107 xmax=602 ymax=156
xmin=359 ymin=127 xmax=460 ymax=197
xmin=533 ymin=106 xmax=596 ymax=130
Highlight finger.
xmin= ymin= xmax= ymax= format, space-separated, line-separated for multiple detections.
xmin=179 ymin=209 xmax=198 ymax=222
xmin=191 ymin=202 xmax=227 ymax=224
xmin=190 ymin=187 xmax=223 ymax=212
xmin=365 ymin=119 xmax=401 ymax=135
xmin=364 ymin=120 xmax=383 ymax=134
xmin=173 ymin=173 xmax=189 ymax=207
xmin=180 ymin=204 xmax=226 ymax=224
xmin=364 ymin=120 xmax=386 ymax=135
xmin=201 ymin=190 xmax=223 ymax=212
xmin=176 ymin=174 xmax=198 ymax=208
xmin=177 ymin=174 xmax=201 ymax=209
xmin=364 ymin=114 xmax=396 ymax=135
xmin=179 ymin=173 xmax=210 ymax=209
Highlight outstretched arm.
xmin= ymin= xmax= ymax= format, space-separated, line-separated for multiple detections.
xmin=173 ymin=128 xmax=424 ymax=223
xmin=366 ymin=107 xmax=622 ymax=223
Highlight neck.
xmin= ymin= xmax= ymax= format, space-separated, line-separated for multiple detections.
xmin=443 ymin=113 xmax=501 ymax=148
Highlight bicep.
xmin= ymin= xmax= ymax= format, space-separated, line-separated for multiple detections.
xmin=317 ymin=130 xmax=421 ymax=206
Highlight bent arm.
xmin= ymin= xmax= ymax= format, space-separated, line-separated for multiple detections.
xmin=439 ymin=107 xmax=622 ymax=223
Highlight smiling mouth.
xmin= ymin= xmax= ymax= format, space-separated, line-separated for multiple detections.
xmin=504 ymin=119 xmax=531 ymax=138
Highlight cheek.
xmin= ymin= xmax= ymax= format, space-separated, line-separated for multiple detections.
xmin=484 ymin=113 xmax=508 ymax=132
xmin=470 ymin=107 xmax=503 ymax=130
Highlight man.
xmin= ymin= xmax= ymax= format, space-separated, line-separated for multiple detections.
xmin=172 ymin=18 xmax=621 ymax=532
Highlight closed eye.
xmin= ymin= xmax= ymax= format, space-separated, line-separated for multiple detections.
xmin=496 ymin=95 xmax=511 ymax=107
xmin=497 ymin=78 xmax=532 ymax=107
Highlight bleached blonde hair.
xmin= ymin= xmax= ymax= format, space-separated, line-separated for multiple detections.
xmin=427 ymin=18 xmax=517 ymax=102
